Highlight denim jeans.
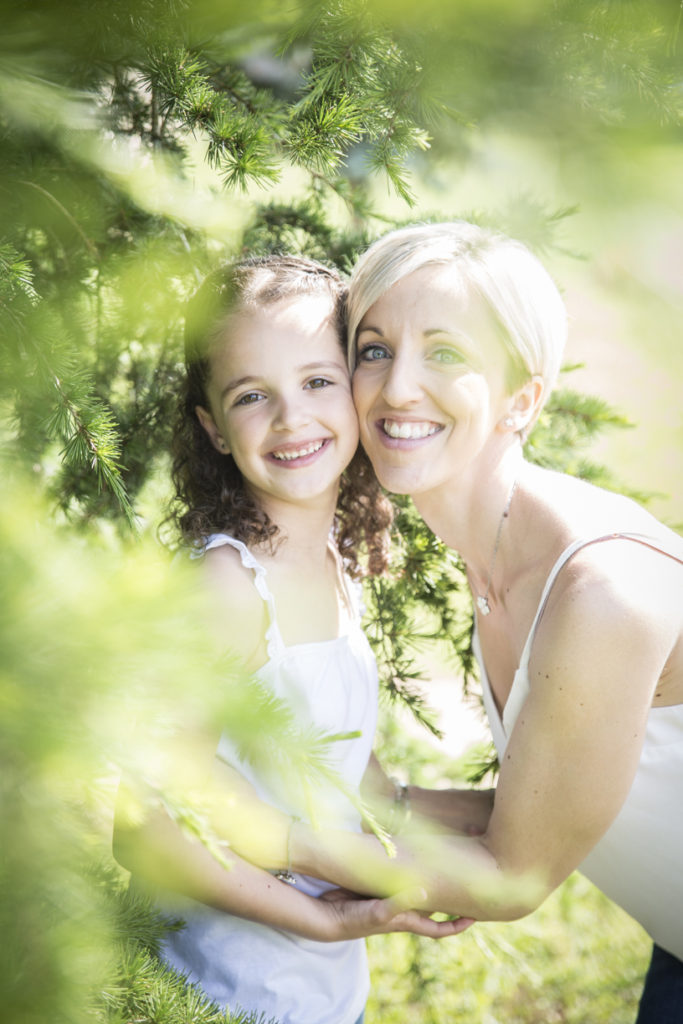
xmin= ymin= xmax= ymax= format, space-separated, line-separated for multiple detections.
xmin=635 ymin=944 xmax=683 ymax=1024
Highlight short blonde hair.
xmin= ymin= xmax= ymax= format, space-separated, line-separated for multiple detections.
xmin=348 ymin=221 xmax=568 ymax=395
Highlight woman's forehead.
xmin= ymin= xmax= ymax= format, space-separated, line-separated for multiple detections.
xmin=360 ymin=264 xmax=479 ymax=324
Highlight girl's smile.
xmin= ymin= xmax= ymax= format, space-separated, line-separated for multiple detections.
xmin=268 ymin=437 xmax=330 ymax=464
xmin=197 ymin=293 xmax=359 ymax=515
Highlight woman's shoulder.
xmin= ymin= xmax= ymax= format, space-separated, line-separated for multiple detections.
xmin=524 ymin=468 xmax=682 ymax=638
xmin=533 ymin=530 xmax=682 ymax=692
xmin=531 ymin=466 xmax=678 ymax=543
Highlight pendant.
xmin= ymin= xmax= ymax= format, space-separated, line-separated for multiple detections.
xmin=476 ymin=595 xmax=491 ymax=616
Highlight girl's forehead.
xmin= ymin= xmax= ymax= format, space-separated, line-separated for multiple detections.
xmin=208 ymin=293 xmax=346 ymax=379
xmin=211 ymin=292 xmax=339 ymax=350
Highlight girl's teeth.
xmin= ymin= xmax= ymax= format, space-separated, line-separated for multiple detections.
xmin=383 ymin=420 xmax=439 ymax=440
xmin=272 ymin=440 xmax=324 ymax=461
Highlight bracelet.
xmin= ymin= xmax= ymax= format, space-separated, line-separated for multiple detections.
xmin=388 ymin=777 xmax=411 ymax=835
xmin=274 ymin=816 xmax=300 ymax=886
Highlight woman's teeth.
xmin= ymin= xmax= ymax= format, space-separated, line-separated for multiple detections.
xmin=383 ymin=420 xmax=439 ymax=440
xmin=272 ymin=440 xmax=325 ymax=461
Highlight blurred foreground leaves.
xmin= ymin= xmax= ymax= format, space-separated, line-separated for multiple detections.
xmin=0 ymin=476 xmax=354 ymax=1022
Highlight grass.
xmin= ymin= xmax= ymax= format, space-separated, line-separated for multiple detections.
xmin=366 ymin=874 xmax=650 ymax=1023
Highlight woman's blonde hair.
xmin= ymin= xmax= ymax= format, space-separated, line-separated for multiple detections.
xmin=348 ymin=221 xmax=568 ymax=396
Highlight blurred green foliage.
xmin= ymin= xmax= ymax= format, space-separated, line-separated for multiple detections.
xmin=1 ymin=1 xmax=680 ymax=1021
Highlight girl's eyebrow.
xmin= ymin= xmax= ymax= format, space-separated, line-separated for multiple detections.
xmin=221 ymin=375 xmax=258 ymax=399
xmin=221 ymin=360 xmax=346 ymax=400
xmin=297 ymin=359 xmax=347 ymax=373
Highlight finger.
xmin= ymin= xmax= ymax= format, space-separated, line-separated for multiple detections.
xmin=319 ymin=887 xmax=361 ymax=903
xmin=381 ymin=886 xmax=429 ymax=914
xmin=446 ymin=916 xmax=476 ymax=935
xmin=391 ymin=911 xmax=476 ymax=939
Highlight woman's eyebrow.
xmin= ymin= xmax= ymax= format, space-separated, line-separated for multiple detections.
xmin=425 ymin=327 xmax=477 ymax=350
xmin=356 ymin=324 xmax=384 ymax=337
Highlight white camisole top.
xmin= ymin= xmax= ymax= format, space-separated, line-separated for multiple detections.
xmin=160 ymin=534 xmax=379 ymax=1024
xmin=474 ymin=532 xmax=683 ymax=960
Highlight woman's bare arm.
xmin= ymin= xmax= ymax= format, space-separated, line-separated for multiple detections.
xmin=283 ymin=551 xmax=680 ymax=921
xmin=113 ymin=770 xmax=475 ymax=937
xmin=361 ymin=753 xmax=494 ymax=836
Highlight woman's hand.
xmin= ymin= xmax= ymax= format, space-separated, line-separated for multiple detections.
xmin=317 ymin=886 xmax=475 ymax=941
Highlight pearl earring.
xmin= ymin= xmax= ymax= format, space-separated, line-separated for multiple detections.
xmin=504 ymin=416 xmax=514 ymax=428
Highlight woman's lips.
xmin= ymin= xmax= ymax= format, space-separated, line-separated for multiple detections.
xmin=380 ymin=418 xmax=442 ymax=441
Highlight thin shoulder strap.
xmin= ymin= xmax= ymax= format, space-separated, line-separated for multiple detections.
xmin=203 ymin=534 xmax=285 ymax=660
xmin=518 ymin=532 xmax=683 ymax=674
xmin=326 ymin=537 xmax=361 ymax=623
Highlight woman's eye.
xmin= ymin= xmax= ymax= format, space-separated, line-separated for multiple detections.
xmin=306 ymin=377 xmax=332 ymax=390
xmin=431 ymin=347 xmax=464 ymax=366
xmin=234 ymin=391 xmax=263 ymax=407
xmin=357 ymin=343 xmax=390 ymax=363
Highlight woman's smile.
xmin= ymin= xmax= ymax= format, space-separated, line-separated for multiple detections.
xmin=352 ymin=264 xmax=513 ymax=497
xmin=380 ymin=418 xmax=443 ymax=442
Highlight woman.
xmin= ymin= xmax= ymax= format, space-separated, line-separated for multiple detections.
xmin=277 ymin=222 xmax=683 ymax=1021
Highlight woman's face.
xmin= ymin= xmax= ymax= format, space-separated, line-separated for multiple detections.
xmin=352 ymin=264 xmax=515 ymax=499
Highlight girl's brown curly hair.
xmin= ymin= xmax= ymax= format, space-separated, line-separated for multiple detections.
xmin=165 ymin=254 xmax=393 ymax=578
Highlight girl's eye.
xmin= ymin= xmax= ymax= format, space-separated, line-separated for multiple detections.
xmin=306 ymin=377 xmax=332 ymax=390
xmin=357 ymin=343 xmax=390 ymax=363
xmin=234 ymin=391 xmax=263 ymax=407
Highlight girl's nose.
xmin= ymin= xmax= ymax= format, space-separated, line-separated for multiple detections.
xmin=381 ymin=353 xmax=423 ymax=407
xmin=272 ymin=393 xmax=311 ymax=431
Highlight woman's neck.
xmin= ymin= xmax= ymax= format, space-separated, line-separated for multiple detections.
xmin=414 ymin=449 xmax=528 ymax=586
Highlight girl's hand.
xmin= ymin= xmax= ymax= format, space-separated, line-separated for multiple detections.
xmin=317 ymin=886 xmax=475 ymax=940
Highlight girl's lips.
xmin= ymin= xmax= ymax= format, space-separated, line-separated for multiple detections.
xmin=267 ymin=437 xmax=330 ymax=465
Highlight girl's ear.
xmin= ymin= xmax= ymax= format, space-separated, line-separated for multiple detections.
xmin=196 ymin=405 xmax=230 ymax=454
xmin=499 ymin=375 xmax=545 ymax=435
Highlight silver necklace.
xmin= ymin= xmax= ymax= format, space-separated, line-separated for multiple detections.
xmin=473 ymin=478 xmax=517 ymax=617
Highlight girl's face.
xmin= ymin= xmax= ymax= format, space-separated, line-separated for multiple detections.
xmin=197 ymin=293 xmax=359 ymax=515
xmin=352 ymin=264 xmax=515 ymax=500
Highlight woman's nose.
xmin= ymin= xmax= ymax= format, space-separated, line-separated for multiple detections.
xmin=381 ymin=354 xmax=423 ymax=407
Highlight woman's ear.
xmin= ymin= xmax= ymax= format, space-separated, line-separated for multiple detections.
xmin=500 ymin=375 xmax=545 ymax=435
xmin=196 ymin=405 xmax=229 ymax=454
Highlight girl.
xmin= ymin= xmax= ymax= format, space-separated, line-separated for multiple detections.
xmin=114 ymin=254 xmax=467 ymax=1024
